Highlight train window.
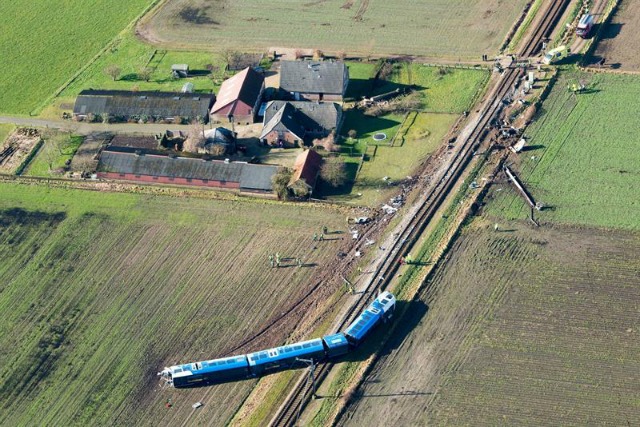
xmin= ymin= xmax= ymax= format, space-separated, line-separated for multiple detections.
xmin=303 ymin=343 xmax=311 ymax=348
xmin=227 ymin=360 xmax=235 ymax=364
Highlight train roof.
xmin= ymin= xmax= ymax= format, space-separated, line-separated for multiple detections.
xmin=170 ymin=354 xmax=248 ymax=378
xmin=247 ymin=338 xmax=324 ymax=366
xmin=323 ymin=333 xmax=349 ymax=348
xmin=372 ymin=291 xmax=396 ymax=313
xmin=344 ymin=307 xmax=382 ymax=342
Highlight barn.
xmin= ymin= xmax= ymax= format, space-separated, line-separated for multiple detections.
xmin=288 ymin=149 xmax=323 ymax=197
xmin=279 ymin=61 xmax=349 ymax=102
xmin=260 ymin=101 xmax=342 ymax=147
xmin=210 ymin=67 xmax=265 ymax=125
xmin=73 ymin=90 xmax=215 ymax=123
xmin=97 ymin=150 xmax=277 ymax=196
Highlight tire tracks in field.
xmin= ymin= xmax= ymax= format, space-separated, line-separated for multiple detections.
xmin=354 ymin=0 xmax=370 ymax=21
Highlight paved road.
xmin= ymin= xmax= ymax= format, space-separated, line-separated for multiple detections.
xmin=0 ymin=115 xmax=193 ymax=135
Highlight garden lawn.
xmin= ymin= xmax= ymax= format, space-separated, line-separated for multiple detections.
xmin=0 ymin=0 xmax=152 ymax=115
xmin=488 ymin=71 xmax=640 ymax=230
xmin=24 ymin=134 xmax=84 ymax=177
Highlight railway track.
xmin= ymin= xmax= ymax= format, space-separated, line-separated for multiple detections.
xmin=268 ymin=2 xmax=570 ymax=426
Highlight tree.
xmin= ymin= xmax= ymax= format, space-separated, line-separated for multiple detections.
xmin=41 ymin=133 xmax=64 ymax=174
xmin=312 ymin=131 xmax=339 ymax=152
xmin=347 ymin=129 xmax=357 ymax=139
xmin=289 ymin=179 xmax=310 ymax=198
xmin=294 ymin=49 xmax=304 ymax=60
xmin=313 ymin=49 xmax=324 ymax=61
xmin=223 ymin=49 xmax=242 ymax=70
xmin=138 ymin=67 xmax=152 ymax=82
xmin=271 ymin=166 xmax=293 ymax=200
xmin=337 ymin=51 xmax=347 ymax=60
xmin=183 ymin=122 xmax=205 ymax=153
xmin=320 ymin=157 xmax=348 ymax=187
xmin=105 ymin=64 xmax=121 ymax=81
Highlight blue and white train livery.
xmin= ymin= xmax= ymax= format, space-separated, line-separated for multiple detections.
xmin=158 ymin=291 xmax=396 ymax=388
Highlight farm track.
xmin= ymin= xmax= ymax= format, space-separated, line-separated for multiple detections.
xmin=268 ymin=1 xmax=571 ymax=426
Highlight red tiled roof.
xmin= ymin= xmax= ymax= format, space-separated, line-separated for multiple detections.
xmin=290 ymin=149 xmax=322 ymax=189
xmin=211 ymin=67 xmax=264 ymax=114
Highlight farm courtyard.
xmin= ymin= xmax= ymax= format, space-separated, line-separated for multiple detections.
xmin=140 ymin=0 xmax=528 ymax=58
xmin=0 ymin=183 xmax=347 ymax=426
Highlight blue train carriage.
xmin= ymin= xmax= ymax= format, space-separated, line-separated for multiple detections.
xmin=247 ymin=338 xmax=326 ymax=376
xmin=322 ymin=333 xmax=350 ymax=358
xmin=343 ymin=291 xmax=396 ymax=346
xmin=158 ymin=354 xmax=250 ymax=388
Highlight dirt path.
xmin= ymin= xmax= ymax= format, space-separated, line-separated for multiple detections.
xmin=570 ymin=0 xmax=609 ymax=53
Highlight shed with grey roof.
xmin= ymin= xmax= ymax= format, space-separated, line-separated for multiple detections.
xmin=279 ymin=61 xmax=349 ymax=101
xmin=97 ymin=150 xmax=276 ymax=196
xmin=73 ymin=90 xmax=214 ymax=124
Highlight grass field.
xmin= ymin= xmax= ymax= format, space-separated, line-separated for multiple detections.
xmin=0 ymin=125 xmax=14 ymax=145
xmin=338 ymin=220 xmax=640 ymax=426
xmin=488 ymin=71 xmax=640 ymax=230
xmin=0 ymin=0 xmax=153 ymax=115
xmin=141 ymin=0 xmax=528 ymax=58
xmin=41 ymin=34 xmax=226 ymax=119
xmin=0 ymin=183 xmax=345 ymax=426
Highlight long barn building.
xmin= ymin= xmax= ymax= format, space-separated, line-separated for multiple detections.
xmin=97 ymin=150 xmax=277 ymax=196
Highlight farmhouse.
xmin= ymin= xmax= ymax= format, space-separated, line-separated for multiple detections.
xmin=279 ymin=61 xmax=349 ymax=101
xmin=97 ymin=150 xmax=277 ymax=196
xmin=260 ymin=101 xmax=342 ymax=147
xmin=288 ymin=149 xmax=323 ymax=196
xmin=73 ymin=90 xmax=214 ymax=123
xmin=210 ymin=67 xmax=265 ymax=124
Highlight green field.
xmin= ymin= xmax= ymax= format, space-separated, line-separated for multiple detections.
xmin=0 ymin=0 xmax=153 ymax=115
xmin=488 ymin=72 xmax=640 ymax=229
xmin=0 ymin=183 xmax=345 ymax=425
xmin=24 ymin=134 xmax=83 ymax=177
xmin=0 ymin=125 xmax=14 ymax=145
xmin=142 ymin=0 xmax=528 ymax=58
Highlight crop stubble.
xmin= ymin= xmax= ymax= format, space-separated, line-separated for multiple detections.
xmin=0 ymin=187 xmax=347 ymax=426
xmin=141 ymin=0 xmax=528 ymax=58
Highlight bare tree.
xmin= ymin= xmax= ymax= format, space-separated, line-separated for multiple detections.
xmin=337 ymin=51 xmax=347 ymax=60
xmin=320 ymin=157 xmax=348 ymax=187
xmin=138 ymin=67 xmax=152 ymax=82
xmin=312 ymin=131 xmax=339 ymax=152
xmin=105 ymin=64 xmax=121 ymax=81
xmin=222 ymin=49 xmax=242 ymax=70
xmin=294 ymin=49 xmax=304 ymax=60
xmin=41 ymin=134 xmax=64 ymax=173
xmin=313 ymin=49 xmax=324 ymax=61
xmin=183 ymin=122 xmax=205 ymax=153
xmin=208 ymin=143 xmax=226 ymax=156
xmin=348 ymin=129 xmax=357 ymax=139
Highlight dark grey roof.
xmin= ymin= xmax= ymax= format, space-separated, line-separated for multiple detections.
xmin=73 ymin=90 xmax=214 ymax=119
xmin=280 ymin=61 xmax=347 ymax=95
xmin=261 ymin=101 xmax=341 ymax=139
xmin=99 ymin=151 xmax=276 ymax=191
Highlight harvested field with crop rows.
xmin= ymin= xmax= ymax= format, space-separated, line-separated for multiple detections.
xmin=140 ymin=0 xmax=528 ymax=58
xmin=339 ymin=220 xmax=640 ymax=426
xmin=0 ymin=183 xmax=345 ymax=426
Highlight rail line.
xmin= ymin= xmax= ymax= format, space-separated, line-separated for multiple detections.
xmin=268 ymin=2 xmax=570 ymax=425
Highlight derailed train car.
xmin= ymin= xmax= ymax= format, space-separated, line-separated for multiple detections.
xmin=158 ymin=291 xmax=396 ymax=388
